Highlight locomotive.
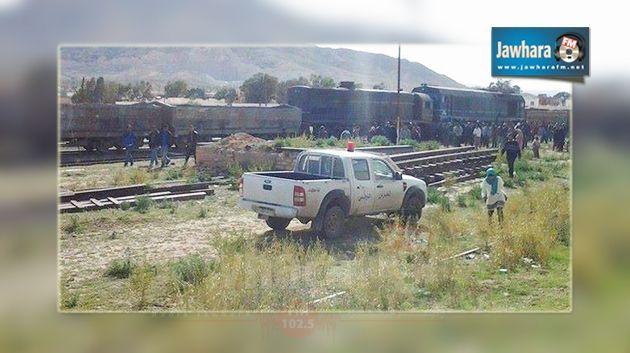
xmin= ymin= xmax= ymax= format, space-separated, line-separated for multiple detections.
xmin=287 ymin=83 xmax=526 ymax=137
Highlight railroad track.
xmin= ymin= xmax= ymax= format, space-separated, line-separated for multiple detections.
xmin=60 ymin=149 xmax=186 ymax=167
xmin=59 ymin=144 xmax=413 ymax=167
xmin=59 ymin=181 xmax=215 ymax=213
xmin=390 ymin=146 xmax=498 ymax=187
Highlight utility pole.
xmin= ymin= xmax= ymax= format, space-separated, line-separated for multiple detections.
xmin=396 ymin=44 xmax=401 ymax=145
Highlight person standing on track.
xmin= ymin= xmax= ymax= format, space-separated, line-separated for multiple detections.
xmin=148 ymin=126 xmax=160 ymax=169
xmin=184 ymin=125 xmax=199 ymax=167
xmin=122 ymin=124 xmax=136 ymax=167
xmin=480 ymin=167 xmax=507 ymax=224
xmin=159 ymin=125 xmax=172 ymax=168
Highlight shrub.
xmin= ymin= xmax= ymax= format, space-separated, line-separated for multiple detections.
xmin=62 ymin=216 xmax=83 ymax=234
xmin=316 ymin=136 xmax=339 ymax=147
xmin=198 ymin=207 xmax=207 ymax=219
xmin=439 ymin=196 xmax=452 ymax=212
xmin=417 ymin=140 xmax=442 ymax=151
xmin=120 ymin=201 xmax=131 ymax=211
xmin=166 ymin=168 xmax=183 ymax=181
xmin=61 ymin=292 xmax=78 ymax=309
xmin=134 ymin=196 xmax=153 ymax=213
xmin=369 ymin=135 xmax=391 ymax=146
xmin=129 ymin=168 xmax=152 ymax=184
xmin=468 ymin=185 xmax=482 ymax=200
xmin=129 ymin=263 xmax=157 ymax=310
xmin=427 ymin=187 xmax=443 ymax=204
xmin=399 ymin=138 xmax=420 ymax=149
xmin=171 ymin=254 xmax=210 ymax=288
xmin=105 ymin=258 xmax=134 ymax=279
xmin=456 ymin=194 xmax=468 ymax=208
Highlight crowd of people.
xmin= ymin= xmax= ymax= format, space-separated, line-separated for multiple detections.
xmin=121 ymin=124 xmax=199 ymax=169
xmin=432 ymin=119 xmax=569 ymax=153
xmin=301 ymin=119 xmax=569 ymax=156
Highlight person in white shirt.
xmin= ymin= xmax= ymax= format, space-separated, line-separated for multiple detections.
xmin=480 ymin=167 xmax=507 ymax=224
xmin=473 ymin=124 xmax=482 ymax=149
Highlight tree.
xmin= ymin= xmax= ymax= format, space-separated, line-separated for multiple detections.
xmin=276 ymin=76 xmax=310 ymax=103
xmin=134 ymin=80 xmax=153 ymax=100
xmin=84 ymin=77 xmax=96 ymax=102
xmin=186 ymin=87 xmax=207 ymax=99
xmin=309 ymin=74 xmax=336 ymax=88
xmin=487 ymin=79 xmax=521 ymax=94
xmin=71 ymin=77 xmax=155 ymax=103
xmin=164 ymin=80 xmax=189 ymax=97
xmin=94 ymin=77 xmax=105 ymax=103
xmin=71 ymin=77 xmax=87 ymax=104
xmin=553 ymin=92 xmax=571 ymax=101
xmin=240 ymin=73 xmax=279 ymax=104
xmin=214 ymin=87 xmax=238 ymax=104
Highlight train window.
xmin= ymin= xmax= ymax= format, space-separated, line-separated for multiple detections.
xmin=333 ymin=158 xmax=345 ymax=178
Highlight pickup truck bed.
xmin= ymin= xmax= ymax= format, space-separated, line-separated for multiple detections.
xmin=252 ymin=171 xmax=336 ymax=181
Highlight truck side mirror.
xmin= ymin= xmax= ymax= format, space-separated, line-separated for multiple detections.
xmin=394 ymin=172 xmax=403 ymax=180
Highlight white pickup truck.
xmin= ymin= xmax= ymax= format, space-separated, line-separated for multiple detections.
xmin=239 ymin=148 xmax=427 ymax=238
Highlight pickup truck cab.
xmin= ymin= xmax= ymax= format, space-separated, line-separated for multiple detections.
xmin=239 ymin=148 xmax=427 ymax=238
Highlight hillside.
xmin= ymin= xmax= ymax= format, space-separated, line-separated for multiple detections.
xmin=60 ymin=46 xmax=464 ymax=92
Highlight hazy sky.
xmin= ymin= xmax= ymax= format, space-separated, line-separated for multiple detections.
xmin=320 ymin=44 xmax=571 ymax=95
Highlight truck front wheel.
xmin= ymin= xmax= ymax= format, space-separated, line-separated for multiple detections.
xmin=265 ymin=217 xmax=291 ymax=230
xmin=322 ymin=205 xmax=345 ymax=238
xmin=402 ymin=195 xmax=424 ymax=222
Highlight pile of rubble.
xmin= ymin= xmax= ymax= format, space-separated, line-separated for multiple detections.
xmin=196 ymin=133 xmax=293 ymax=176
xmin=217 ymin=133 xmax=269 ymax=150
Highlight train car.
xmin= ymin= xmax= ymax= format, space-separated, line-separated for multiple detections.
xmin=60 ymin=101 xmax=302 ymax=151
xmin=287 ymin=85 xmax=432 ymax=136
xmin=412 ymin=84 xmax=525 ymax=123
xmin=171 ymin=103 xmax=302 ymax=142
xmin=60 ymin=101 xmax=174 ymax=151
xmin=524 ymin=108 xmax=569 ymax=124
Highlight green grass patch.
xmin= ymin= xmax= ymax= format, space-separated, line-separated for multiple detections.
xmin=105 ymin=258 xmax=134 ymax=279
xmin=134 ymin=195 xmax=153 ymax=213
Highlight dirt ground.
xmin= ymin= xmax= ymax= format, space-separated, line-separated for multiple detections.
xmin=58 ymin=183 xmax=397 ymax=292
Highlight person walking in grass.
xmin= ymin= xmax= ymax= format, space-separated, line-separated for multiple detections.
xmin=122 ymin=124 xmax=136 ymax=167
xmin=481 ymin=167 xmax=507 ymax=224
xmin=147 ymin=126 xmax=160 ymax=169
xmin=501 ymin=133 xmax=522 ymax=178
xmin=184 ymin=125 xmax=199 ymax=167
xmin=532 ymin=135 xmax=541 ymax=159
xmin=159 ymin=125 xmax=173 ymax=168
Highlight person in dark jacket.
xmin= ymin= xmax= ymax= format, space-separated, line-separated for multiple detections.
xmin=147 ymin=126 xmax=160 ymax=169
xmin=159 ymin=125 xmax=173 ymax=167
xmin=122 ymin=124 xmax=136 ymax=167
xmin=501 ymin=133 xmax=522 ymax=178
xmin=184 ymin=125 xmax=199 ymax=166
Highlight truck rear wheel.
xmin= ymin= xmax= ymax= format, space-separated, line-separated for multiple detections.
xmin=265 ymin=217 xmax=291 ymax=230
xmin=322 ymin=205 xmax=345 ymax=238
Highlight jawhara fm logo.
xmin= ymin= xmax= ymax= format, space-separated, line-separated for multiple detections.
xmin=555 ymin=33 xmax=586 ymax=63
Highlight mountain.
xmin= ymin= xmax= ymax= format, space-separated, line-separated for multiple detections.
xmin=60 ymin=46 xmax=464 ymax=92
